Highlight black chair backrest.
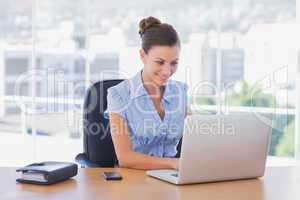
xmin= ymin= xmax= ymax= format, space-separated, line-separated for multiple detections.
xmin=83 ymin=79 xmax=124 ymax=167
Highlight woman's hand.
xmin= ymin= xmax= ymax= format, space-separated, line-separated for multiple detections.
xmin=169 ymin=158 xmax=179 ymax=170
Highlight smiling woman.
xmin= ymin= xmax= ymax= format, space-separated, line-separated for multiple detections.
xmin=103 ymin=16 xmax=189 ymax=170
xmin=0 ymin=0 xmax=297 ymax=168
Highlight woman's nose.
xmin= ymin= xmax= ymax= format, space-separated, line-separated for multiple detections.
xmin=161 ymin=64 xmax=172 ymax=77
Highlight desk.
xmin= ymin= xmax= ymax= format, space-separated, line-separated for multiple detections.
xmin=1 ymin=166 xmax=300 ymax=200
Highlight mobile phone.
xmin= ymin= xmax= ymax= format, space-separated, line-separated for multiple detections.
xmin=102 ymin=172 xmax=122 ymax=180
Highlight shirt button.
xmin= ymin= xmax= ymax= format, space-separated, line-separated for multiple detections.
xmin=159 ymin=123 xmax=167 ymax=129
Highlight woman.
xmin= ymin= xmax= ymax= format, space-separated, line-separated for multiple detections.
xmin=104 ymin=16 xmax=191 ymax=170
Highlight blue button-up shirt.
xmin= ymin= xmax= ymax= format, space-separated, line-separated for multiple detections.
xmin=104 ymin=70 xmax=188 ymax=157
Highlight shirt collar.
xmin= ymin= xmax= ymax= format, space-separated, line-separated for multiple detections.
xmin=129 ymin=70 xmax=172 ymax=104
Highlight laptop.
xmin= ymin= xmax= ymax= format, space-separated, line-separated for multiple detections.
xmin=146 ymin=113 xmax=272 ymax=185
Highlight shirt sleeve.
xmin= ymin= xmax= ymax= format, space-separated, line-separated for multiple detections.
xmin=104 ymin=87 xmax=127 ymax=120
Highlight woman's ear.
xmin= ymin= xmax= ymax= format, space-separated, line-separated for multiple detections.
xmin=139 ymin=48 xmax=146 ymax=64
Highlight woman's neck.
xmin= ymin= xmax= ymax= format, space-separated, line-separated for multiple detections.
xmin=141 ymin=70 xmax=164 ymax=99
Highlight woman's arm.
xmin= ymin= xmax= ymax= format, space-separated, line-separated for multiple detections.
xmin=109 ymin=113 xmax=178 ymax=170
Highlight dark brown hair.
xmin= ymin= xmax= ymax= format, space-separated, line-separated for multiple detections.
xmin=138 ymin=16 xmax=180 ymax=53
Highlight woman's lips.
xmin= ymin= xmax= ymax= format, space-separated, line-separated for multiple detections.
xmin=155 ymin=73 xmax=168 ymax=83
xmin=159 ymin=77 xmax=168 ymax=82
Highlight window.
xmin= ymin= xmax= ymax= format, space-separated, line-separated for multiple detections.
xmin=217 ymin=0 xmax=297 ymax=157
xmin=0 ymin=0 xmax=298 ymax=166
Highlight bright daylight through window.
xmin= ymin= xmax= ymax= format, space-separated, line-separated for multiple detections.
xmin=0 ymin=0 xmax=298 ymax=166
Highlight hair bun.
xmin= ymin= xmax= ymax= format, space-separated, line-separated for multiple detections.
xmin=138 ymin=16 xmax=161 ymax=37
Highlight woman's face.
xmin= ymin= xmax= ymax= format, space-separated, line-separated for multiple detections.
xmin=140 ymin=45 xmax=180 ymax=86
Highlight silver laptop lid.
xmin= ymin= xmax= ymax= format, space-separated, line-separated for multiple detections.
xmin=178 ymin=113 xmax=272 ymax=184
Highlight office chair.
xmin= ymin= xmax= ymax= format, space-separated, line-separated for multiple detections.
xmin=75 ymin=79 xmax=182 ymax=168
xmin=75 ymin=79 xmax=123 ymax=167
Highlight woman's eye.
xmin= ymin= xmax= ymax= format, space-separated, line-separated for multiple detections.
xmin=171 ymin=62 xmax=178 ymax=67
xmin=156 ymin=61 xmax=164 ymax=65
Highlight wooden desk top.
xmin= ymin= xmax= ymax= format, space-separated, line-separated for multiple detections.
xmin=1 ymin=166 xmax=300 ymax=200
